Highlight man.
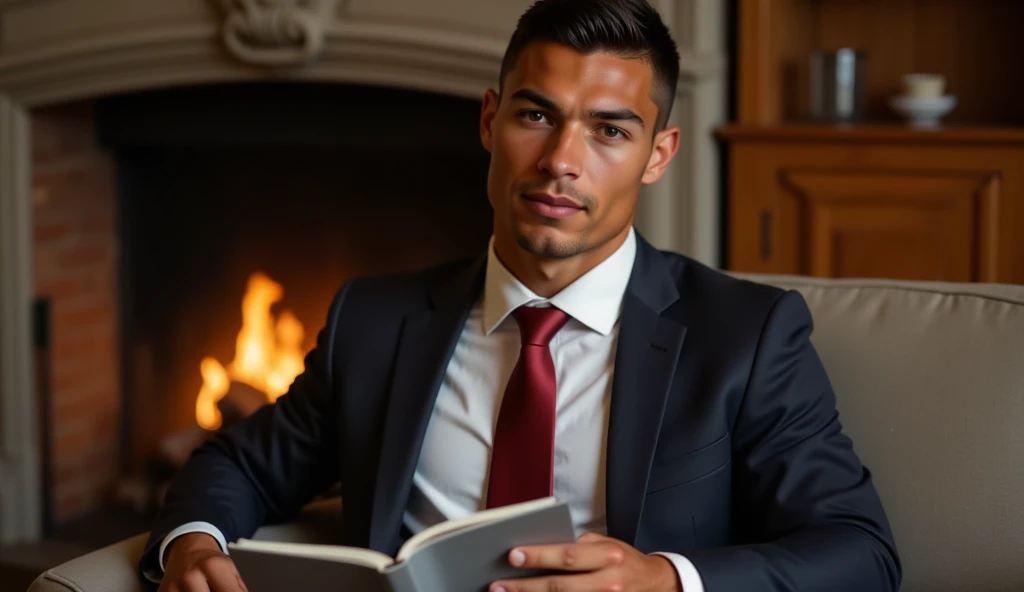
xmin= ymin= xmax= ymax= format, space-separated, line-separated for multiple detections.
xmin=144 ymin=0 xmax=901 ymax=590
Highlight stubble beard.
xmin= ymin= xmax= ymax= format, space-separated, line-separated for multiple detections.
xmin=514 ymin=226 xmax=589 ymax=259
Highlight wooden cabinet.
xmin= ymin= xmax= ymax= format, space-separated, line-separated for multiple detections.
xmin=721 ymin=126 xmax=1024 ymax=283
xmin=722 ymin=0 xmax=1024 ymax=284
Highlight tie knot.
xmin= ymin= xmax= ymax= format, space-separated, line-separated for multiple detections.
xmin=513 ymin=306 xmax=570 ymax=346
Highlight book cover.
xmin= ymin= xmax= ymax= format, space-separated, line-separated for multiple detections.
xmin=230 ymin=497 xmax=576 ymax=592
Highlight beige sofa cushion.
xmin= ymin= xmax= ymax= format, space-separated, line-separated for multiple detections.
xmin=28 ymin=498 xmax=344 ymax=592
xmin=741 ymin=275 xmax=1024 ymax=592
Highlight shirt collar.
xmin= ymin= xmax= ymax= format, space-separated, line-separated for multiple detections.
xmin=482 ymin=227 xmax=637 ymax=336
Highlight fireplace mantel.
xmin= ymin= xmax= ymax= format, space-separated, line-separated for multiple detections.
xmin=0 ymin=0 xmax=727 ymax=543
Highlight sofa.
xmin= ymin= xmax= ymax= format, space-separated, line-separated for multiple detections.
xmin=28 ymin=274 xmax=1024 ymax=592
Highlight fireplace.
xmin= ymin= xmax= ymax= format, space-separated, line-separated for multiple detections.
xmin=0 ymin=0 xmax=727 ymax=545
xmin=105 ymin=82 xmax=492 ymax=475
xmin=30 ymin=82 xmax=493 ymax=532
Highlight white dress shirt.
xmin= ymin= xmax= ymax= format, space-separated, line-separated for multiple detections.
xmin=153 ymin=227 xmax=703 ymax=591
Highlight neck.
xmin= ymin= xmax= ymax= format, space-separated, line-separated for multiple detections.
xmin=492 ymin=227 xmax=631 ymax=298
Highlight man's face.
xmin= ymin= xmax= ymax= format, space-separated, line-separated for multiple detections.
xmin=480 ymin=41 xmax=678 ymax=260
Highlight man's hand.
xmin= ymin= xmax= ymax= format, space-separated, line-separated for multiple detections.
xmin=489 ymin=532 xmax=682 ymax=592
xmin=158 ymin=533 xmax=248 ymax=592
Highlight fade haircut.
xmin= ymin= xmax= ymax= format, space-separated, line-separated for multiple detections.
xmin=498 ymin=0 xmax=681 ymax=132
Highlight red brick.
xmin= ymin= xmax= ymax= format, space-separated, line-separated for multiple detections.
xmin=52 ymin=373 xmax=117 ymax=400
xmin=57 ymin=319 xmax=117 ymax=345
xmin=34 ymin=166 xmax=93 ymax=195
xmin=54 ymin=301 xmax=115 ymax=331
xmin=52 ymin=332 xmax=115 ymax=367
xmin=83 ymin=440 xmax=119 ymax=466
xmin=35 ymin=277 xmax=89 ymax=300
xmin=79 ymin=269 xmax=116 ymax=294
xmin=36 ymin=271 xmax=116 ymax=302
xmin=79 ymin=211 xmax=115 ymax=235
xmin=36 ymin=165 xmax=113 ymax=207
xmin=34 ymin=221 xmax=74 ymax=244
xmin=55 ymin=464 xmax=77 ymax=488
xmin=53 ymin=412 xmax=117 ymax=460
xmin=53 ymin=444 xmax=117 ymax=485
xmin=92 ymin=410 xmax=119 ymax=442
xmin=53 ymin=389 xmax=117 ymax=426
xmin=33 ymin=250 xmax=59 ymax=276
xmin=51 ymin=343 xmax=116 ymax=371
xmin=53 ymin=451 xmax=87 ymax=475
xmin=54 ymin=421 xmax=92 ymax=458
xmin=54 ymin=241 xmax=113 ymax=269
xmin=31 ymin=104 xmax=122 ymax=525
xmin=31 ymin=103 xmax=98 ymax=165
xmin=53 ymin=356 xmax=115 ymax=393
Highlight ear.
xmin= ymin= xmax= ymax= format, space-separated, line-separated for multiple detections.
xmin=641 ymin=126 xmax=680 ymax=185
xmin=480 ymin=89 xmax=500 ymax=153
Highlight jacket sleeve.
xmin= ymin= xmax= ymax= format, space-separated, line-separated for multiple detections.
xmin=685 ymin=289 xmax=902 ymax=591
xmin=138 ymin=280 xmax=352 ymax=578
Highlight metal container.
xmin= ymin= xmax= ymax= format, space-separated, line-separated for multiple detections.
xmin=810 ymin=48 xmax=867 ymax=122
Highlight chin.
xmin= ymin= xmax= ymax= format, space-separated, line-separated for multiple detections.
xmin=513 ymin=224 xmax=588 ymax=259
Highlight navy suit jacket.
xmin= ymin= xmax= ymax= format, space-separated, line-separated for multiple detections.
xmin=142 ymin=232 xmax=901 ymax=590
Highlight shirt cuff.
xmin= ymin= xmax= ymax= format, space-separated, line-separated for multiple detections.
xmin=652 ymin=552 xmax=705 ymax=592
xmin=142 ymin=521 xmax=230 ymax=583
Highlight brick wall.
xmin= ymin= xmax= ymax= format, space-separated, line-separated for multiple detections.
xmin=32 ymin=102 xmax=121 ymax=524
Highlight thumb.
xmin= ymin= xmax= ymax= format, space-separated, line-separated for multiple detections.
xmin=578 ymin=532 xmax=606 ymax=543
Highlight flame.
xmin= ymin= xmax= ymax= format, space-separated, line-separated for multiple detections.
xmin=195 ymin=272 xmax=305 ymax=430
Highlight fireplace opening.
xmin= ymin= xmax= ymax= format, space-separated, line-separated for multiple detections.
xmin=37 ymin=82 xmax=493 ymax=544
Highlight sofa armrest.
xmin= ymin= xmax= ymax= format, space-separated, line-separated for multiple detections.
xmin=28 ymin=497 xmax=343 ymax=592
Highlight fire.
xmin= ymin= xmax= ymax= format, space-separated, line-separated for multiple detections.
xmin=195 ymin=272 xmax=306 ymax=430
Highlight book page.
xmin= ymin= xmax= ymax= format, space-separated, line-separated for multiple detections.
xmin=231 ymin=539 xmax=394 ymax=572
xmin=395 ymin=496 xmax=560 ymax=562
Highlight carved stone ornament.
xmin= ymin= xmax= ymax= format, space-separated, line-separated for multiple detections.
xmin=219 ymin=0 xmax=343 ymax=67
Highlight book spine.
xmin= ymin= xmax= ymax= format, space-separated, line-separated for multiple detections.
xmin=383 ymin=562 xmax=421 ymax=592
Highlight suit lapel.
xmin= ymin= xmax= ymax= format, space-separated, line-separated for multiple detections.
xmin=605 ymin=237 xmax=688 ymax=545
xmin=368 ymin=257 xmax=484 ymax=553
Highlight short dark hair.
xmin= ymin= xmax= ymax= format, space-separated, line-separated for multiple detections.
xmin=499 ymin=0 xmax=680 ymax=131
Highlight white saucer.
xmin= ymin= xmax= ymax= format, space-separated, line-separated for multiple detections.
xmin=889 ymin=95 xmax=957 ymax=128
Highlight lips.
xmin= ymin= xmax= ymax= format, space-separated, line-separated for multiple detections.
xmin=523 ymin=192 xmax=584 ymax=209
xmin=521 ymin=192 xmax=586 ymax=219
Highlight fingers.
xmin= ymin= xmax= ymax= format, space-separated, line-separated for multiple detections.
xmin=506 ymin=539 xmax=624 ymax=572
xmin=172 ymin=571 xmax=211 ymax=592
xmin=204 ymin=556 xmax=249 ymax=592
xmin=164 ymin=553 xmax=246 ymax=592
xmin=491 ymin=570 xmax=609 ymax=592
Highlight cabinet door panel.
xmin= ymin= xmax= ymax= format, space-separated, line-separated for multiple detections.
xmin=780 ymin=171 xmax=1000 ymax=281
xmin=727 ymin=140 xmax=1022 ymax=283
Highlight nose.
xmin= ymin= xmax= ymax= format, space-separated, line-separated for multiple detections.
xmin=537 ymin=124 xmax=583 ymax=180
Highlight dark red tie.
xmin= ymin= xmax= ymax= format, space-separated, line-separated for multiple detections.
xmin=486 ymin=306 xmax=570 ymax=509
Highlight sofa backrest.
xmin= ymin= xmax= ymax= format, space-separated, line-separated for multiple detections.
xmin=738 ymin=274 xmax=1024 ymax=592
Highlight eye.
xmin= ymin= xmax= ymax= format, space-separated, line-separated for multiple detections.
xmin=600 ymin=125 xmax=625 ymax=140
xmin=520 ymin=110 xmax=550 ymax=125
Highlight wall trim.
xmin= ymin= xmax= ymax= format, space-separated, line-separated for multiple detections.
xmin=0 ymin=22 xmax=724 ymax=108
xmin=0 ymin=92 xmax=40 ymax=544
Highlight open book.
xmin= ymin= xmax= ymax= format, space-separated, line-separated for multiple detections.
xmin=228 ymin=497 xmax=575 ymax=592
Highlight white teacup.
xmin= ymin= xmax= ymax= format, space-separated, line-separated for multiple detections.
xmin=902 ymin=73 xmax=946 ymax=99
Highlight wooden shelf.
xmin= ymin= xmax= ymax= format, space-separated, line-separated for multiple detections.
xmin=717 ymin=124 xmax=1024 ymax=145
xmin=736 ymin=0 xmax=1024 ymax=127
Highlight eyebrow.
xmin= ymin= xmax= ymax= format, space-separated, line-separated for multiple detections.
xmin=589 ymin=108 xmax=646 ymax=130
xmin=509 ymin=88 xmax=646 ymax=130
